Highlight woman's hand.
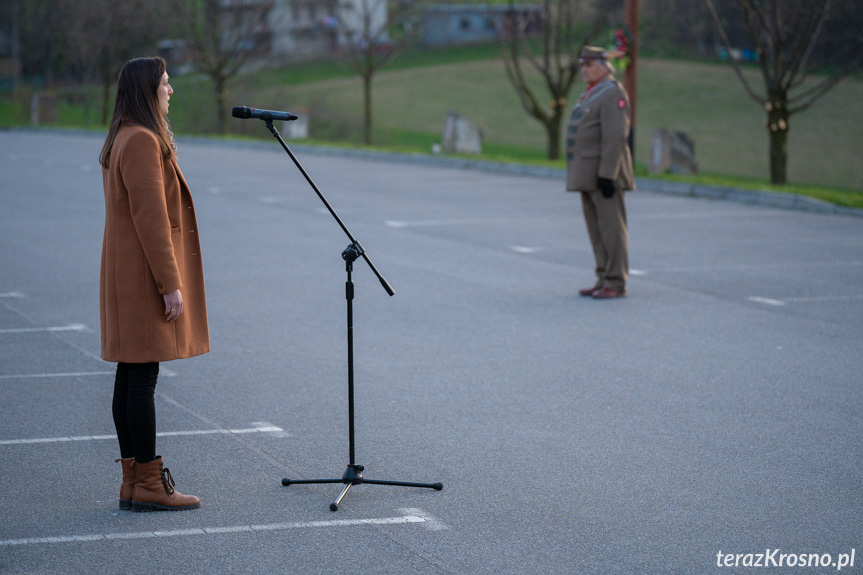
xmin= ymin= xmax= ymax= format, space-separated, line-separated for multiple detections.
xmin=163 ymin=289 xmax=184 ymax=322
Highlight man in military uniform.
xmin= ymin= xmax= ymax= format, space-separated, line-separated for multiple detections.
xmin=566 ymin=46 xmax=635 ymax=299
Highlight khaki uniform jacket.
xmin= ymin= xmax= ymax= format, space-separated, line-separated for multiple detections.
xmin=100 ymin=124 xmax=210 ymax=363
xmin=565 ymin=76 xmax=635 ymax=193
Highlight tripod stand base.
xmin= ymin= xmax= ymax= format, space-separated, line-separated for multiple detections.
xmin=282 ymin=464 xmax=443 ymax=511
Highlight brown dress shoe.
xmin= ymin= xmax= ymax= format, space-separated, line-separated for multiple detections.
xmin=116 ymin=458 xmax=136 ymax=510
xmin=592 ymin=287 xmax=626 ymax=299
xmin=579 ymin=286 xmax=601 ymax=296
xmin=131 ymin=456 xmax=200 ymax=512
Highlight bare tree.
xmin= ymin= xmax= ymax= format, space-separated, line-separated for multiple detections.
xmin=57 ymin=0 xmax=163 ymax=124
xmin=0 ymin=0 xmax=162 ymax=123
xmin=494 ymin=0 xmax=613 ymax=160
xmin=169 ymin=0 xmax=274 ymax=134
xmin=4 ymin=0 xmax=68 ymax=88
xmin=703 ymin=0 xmax=863 ymax=185
xmin=336 ymin=0 xmax=416 ymax=145
xmin=1 ymin=0 xmax=23 ymax=97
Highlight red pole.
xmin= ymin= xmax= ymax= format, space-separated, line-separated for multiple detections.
xmin=624 ymin=0 xmax=638 ymax=154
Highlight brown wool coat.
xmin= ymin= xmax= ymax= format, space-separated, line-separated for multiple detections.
xmin=100 ymin=124 xmax=210 ymax=363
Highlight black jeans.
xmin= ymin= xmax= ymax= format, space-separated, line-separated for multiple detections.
xmin=112 ymin=362 xmax=159 ymax=463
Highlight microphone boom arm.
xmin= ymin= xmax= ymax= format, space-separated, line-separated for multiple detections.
xmin=263 ymin=119 xmax=394 ymax=296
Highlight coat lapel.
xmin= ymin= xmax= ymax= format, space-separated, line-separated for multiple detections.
xmin=170 ymin=157 xmax=190 ymax=194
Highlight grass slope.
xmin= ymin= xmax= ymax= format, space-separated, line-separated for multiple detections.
xmin=210 ymin=55 xmax=863 ymax=193
xmin=5 ymin=49 xmax=862 ymax=198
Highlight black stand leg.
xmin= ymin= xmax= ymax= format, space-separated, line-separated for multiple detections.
xmin=254 ymin=120 xmax=442 ymax=511
xmin=282 ymin=244 xmax=442 ymax=511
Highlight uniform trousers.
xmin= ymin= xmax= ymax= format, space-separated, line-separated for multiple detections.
xmin=581 ymin=189 xmax=629 ymax=292
xmin=112 ymin=362 xmax=159 ymax=463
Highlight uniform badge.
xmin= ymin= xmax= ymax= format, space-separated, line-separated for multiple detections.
xmin=618 ymin=99 xmax=626 ymax=109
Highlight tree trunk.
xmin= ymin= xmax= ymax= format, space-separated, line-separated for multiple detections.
xmin=545 ymin=117 xmax=560 ymax=160
xmin=545 ymin=104 xmax=564 ymax=160
xmin=768 ymin=127 xmax=788 ymax=186
xmin=766 ymin=89 xmax=789 ymax=185
xmin=363 ymin=72 xmax=372 ymax=145
xmin=214 ymin=74 xmax=226 ymax=134
xmin=102 ymin=74 xmax=112 ymax=125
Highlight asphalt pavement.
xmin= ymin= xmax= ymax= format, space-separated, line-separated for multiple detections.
xmin=1 ymin=130 xmax=861 ymax=574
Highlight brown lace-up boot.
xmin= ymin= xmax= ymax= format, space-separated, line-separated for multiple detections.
xmin=116 ymin=458 xmax=136 ymax=510
xmin=131 ymin=456 xmax=200 ymax=512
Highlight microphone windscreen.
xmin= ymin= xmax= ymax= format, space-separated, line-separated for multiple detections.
xmin=231 ymin=107 xmax=249 ymax=119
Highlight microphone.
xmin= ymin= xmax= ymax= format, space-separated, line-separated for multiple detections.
xmin=232 ymin=106 xmax=298 ymax=122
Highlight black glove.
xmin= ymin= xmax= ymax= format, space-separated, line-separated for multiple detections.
xmin=597 ymin=177 xmax=616 ymax=198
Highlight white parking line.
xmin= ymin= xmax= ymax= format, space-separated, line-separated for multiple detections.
xmin=0 ymin=371 xmax=114 ymax=380
xmin=748 ymin=296 xmax=786 ymax=306
xmin=782 ymin=294 xmax=863 ymax=303
xmin=385 ymin=219 xmax=485 ymax=228
xmin=0 ymin=368 xmax=177 ymax=380
xmin=0 ymin=508 xmax=445 ymax=546
xmin=749 ymin=294 xmax=863 ymax=306
xmin=510 ymin=246 xmax=541 ymax=254
xmin=0 ymin=323 xmax=87 ymax=334
xmin=0 ymin=422 xmax=287 ymax=446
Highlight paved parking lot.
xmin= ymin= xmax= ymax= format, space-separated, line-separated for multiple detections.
xmin=1 ymin=130 xmax=861 ymax=574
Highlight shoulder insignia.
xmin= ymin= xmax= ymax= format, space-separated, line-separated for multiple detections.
xmin=618 ymin=99 xmax=626 ymax=109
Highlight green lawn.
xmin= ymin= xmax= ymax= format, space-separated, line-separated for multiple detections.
xmin=211 ymin=55 xmax=863 ymax=194
xmin=4 ymin=47 xmax=863 ymax=202
xmin=635 ymin=59 xmax=863 ymax=194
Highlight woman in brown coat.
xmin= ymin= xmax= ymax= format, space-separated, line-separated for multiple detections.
xmin=99 ymin=57 xmax=209 ymax=512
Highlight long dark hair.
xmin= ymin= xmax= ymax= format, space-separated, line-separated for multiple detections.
xmin=99 ymin=57 xmax=175 ymax=169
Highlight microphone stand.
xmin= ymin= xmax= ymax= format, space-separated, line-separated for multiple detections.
xmin=255 ymin=118 xmax=442 ymax=511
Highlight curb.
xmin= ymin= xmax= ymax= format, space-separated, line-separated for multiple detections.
xmin=224 ymin=140 xmax=863 ymax=219
xmin=11 ymin=128 xmax=863 ymax=219
xmin=633 ymin=178 xmax=863 ymax=218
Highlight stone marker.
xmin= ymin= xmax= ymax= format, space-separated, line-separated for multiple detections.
xmin=283 ymin=108 xmax=309 ymax=139
xmin=443 ymin=111 xmax=482 ymax=154
xmin=649 ymin=128 xmax=698 ymax=175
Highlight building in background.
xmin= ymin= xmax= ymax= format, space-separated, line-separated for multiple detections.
xmin=248 ymin=0 xmax=389 ymax=60
xmin=417 ymin=4 xmax=543 ymax=48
